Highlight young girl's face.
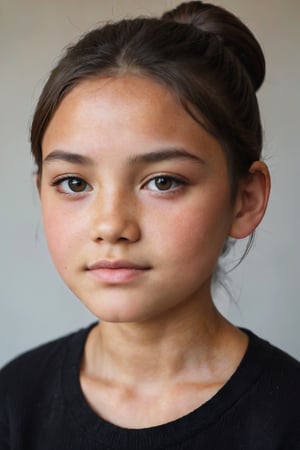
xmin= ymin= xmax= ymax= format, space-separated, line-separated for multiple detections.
xmin=40 ymin=75 xmax=238 ymax=323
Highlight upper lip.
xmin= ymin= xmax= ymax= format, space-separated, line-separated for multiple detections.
xmin=87 ymin=260 xmax=150 ymax=270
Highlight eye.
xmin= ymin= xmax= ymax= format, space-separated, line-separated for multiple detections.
xmin=146 ymin=175 xmax=184 ymax=192
xmin=52 ymin=176 xmax=92 ymax=194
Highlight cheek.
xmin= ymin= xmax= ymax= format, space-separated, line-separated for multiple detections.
xmin=147 ymin=199 xmax=232 ymax=265
xmin=41 ymin=204 xmax=84 ymax=271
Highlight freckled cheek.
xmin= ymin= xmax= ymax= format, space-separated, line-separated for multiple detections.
xmin=41 ymin=206 xmax=87 ymax=269
xmin=146 ymin=204 xmax=230 ymax=264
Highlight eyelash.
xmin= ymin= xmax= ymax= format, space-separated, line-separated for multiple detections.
xmin=50 ymin=174 xmax=187 ymax=195
xmin=143 ymin=175 xmax=187 ymax=193
xmin=51 ymin=176 xmax=92 ymax=195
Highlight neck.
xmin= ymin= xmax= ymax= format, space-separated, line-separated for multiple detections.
xmin=82 ymin=292 xmax=244 ymax=388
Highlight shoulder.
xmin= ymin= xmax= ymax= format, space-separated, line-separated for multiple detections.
xmin=242 ymin=330 xmax=300 ymax=425
xmin=0 ymin=324 xmax=95 ymax=448
xmin=246 ymin=329 xmax=300 ymax=378
xmin=217 ymin=330 xmax=300 ymax=447
xmin=1 ymin=331 xmax=72 ymax=385
xmin=0 ymin=323 xmax=95 ymax=399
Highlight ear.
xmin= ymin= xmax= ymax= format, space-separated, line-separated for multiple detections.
xmin=229 ymin=161 xmax=271 ymax=239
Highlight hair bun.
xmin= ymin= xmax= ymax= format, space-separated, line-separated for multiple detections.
xmin=161 ymin=1 xmax=265 ymax=91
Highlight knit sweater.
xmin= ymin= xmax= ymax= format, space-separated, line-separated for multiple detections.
xmin=1 ymin=324 xmax=300 ymax=449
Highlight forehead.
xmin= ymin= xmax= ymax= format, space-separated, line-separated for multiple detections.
xmin=42 ymin=74 xmax=224 ymax=164
xmin=45 ymin=75 xmax=187 ymax=131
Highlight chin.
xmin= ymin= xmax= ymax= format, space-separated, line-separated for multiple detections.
xmin=78 ymin=295 xmax=154 ymax=324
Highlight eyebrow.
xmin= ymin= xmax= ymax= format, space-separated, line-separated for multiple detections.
xmin=43 ymin=150 xmax=93 ymax=166
xmin=43 ymin=148 xmax=205 ymax=166
xmin=128 ymin=148 xmax=205 ymax=165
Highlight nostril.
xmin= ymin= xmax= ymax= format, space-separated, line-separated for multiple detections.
xmin=91 ymin=216 xmax=141 ymax=244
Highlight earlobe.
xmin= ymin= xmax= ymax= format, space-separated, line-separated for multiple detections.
xmin=229 ymin=161 xmax=271 ymax=239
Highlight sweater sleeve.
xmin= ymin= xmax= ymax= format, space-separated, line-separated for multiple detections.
xmin=0 ymin=370 xmax=10 ymax=450
xmin=0 ymin=417 xmax=10 ymax=449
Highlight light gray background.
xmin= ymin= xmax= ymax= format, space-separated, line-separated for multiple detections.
xmin=1 ymin=0 xmax=299 ymax=367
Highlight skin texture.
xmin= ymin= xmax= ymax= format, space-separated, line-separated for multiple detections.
xmin=42 ymin=75 xmax=237 ymax=322
xmin=40 ymin=75 xmax=270 ymax=428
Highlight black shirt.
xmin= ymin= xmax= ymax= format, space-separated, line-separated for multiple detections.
xmin=1 ymin=324 xmax=300 ymax=449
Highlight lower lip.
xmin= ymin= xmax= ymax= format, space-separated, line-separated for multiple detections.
xmin=88 ymin=268 xmax=148 ymax=284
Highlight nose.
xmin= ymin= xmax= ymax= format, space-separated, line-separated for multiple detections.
xmin=89 ymin=189 xmax=141 ymax=244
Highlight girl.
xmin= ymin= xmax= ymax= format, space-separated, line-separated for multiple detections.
xmin=1 ymin=1 xmax=299 ymax=448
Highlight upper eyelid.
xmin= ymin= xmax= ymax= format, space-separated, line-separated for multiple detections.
xmin=143 ymin=174 xmax=188 ymax=185
xmin=50 ymin=172 xmax=187 ymax=182
xmin=51 ymin=174 xmax=86 ymax=183
xmin=50 ymin=175 xmax=92 ymax=195
xmin=49 ymin=173 xmax=188 ymax=190
xmin=142 ymin=175 xmax=188 ymax=193
xmin=50 ymin=174 xmax=91 ymax=189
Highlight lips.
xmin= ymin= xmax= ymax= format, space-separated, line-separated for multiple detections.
xmin=88 ymin=260 xmax=149 ymax=270
xmin=87 ymin=260 xmax=150 ymax=283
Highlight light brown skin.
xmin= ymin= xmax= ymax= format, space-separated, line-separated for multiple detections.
xmin=39 ymin=75 xmax=270 ymax=428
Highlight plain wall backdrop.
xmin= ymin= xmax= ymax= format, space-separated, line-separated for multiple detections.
xmin=0 ymin=0 xmax=299 ymax=367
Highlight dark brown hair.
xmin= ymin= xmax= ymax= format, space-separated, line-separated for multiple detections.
xmin=31 ymin=1 xmax=265 ymax=195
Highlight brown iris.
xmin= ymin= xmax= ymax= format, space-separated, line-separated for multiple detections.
xmin=68 ymin=178 xmax=87 ymax=192
xmin=154 ymin=176 xmax=173 ymax=191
